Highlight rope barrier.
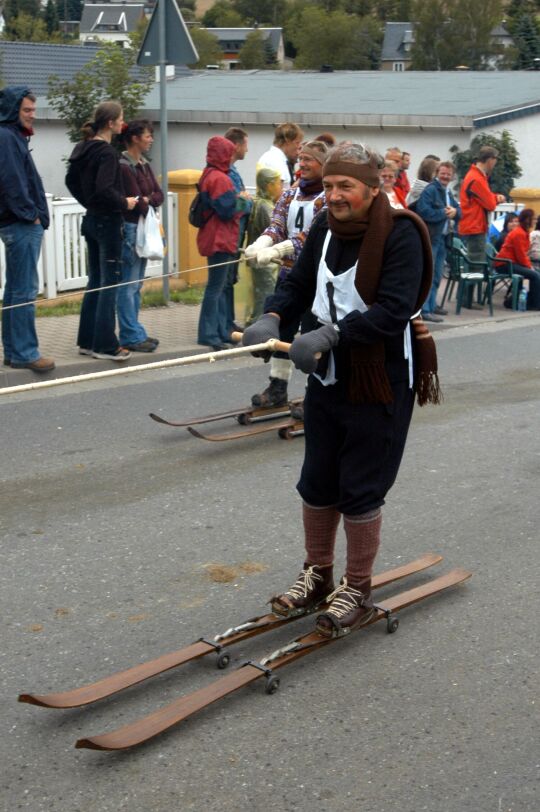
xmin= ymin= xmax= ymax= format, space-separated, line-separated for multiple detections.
xmin=0 ymin=256 xmax=241 ymax=313
xmin=0 ymin=339 xmax=290 ymax=397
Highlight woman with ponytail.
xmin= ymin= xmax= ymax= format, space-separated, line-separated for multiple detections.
xmin=65 ymin=100 xmax=138 ymax=361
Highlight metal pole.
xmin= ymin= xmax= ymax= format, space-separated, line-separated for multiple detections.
xmin=158 ymin=0 xmax=170 ymax=302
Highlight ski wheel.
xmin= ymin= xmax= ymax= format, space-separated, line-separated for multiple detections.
xmin=236 ymin=413 xmax=249 ymax=426
xmin=216 ymin=652 xmax=230 ymax=669
xmin=265 ymin=675 xmax=280 ymax=695
xmin=386 ymin=615 xmax=399 ymax=634
xmin=278 ymin=427 xmax=293 ymax=440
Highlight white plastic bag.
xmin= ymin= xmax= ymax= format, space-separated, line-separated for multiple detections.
xmin=135 ymin=207 xmax=164 ymax=259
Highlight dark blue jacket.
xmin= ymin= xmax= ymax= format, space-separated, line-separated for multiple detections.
xmin=0 ymin=86 xmax=49 ymax=228
xmin=416 ymin=178 xmax=460 ymax=242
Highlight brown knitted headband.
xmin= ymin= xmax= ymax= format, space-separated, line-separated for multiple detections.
xmin=322 ymin=159 xmax=380 ymax=188
xmin=300 ymin=145 xmax=327 ymax=165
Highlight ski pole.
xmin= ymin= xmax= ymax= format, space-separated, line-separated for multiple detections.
xmin=0 ymin=339 xmax=293 ymax=397
xmin=231 ymin=332 xmax=321 ymax=359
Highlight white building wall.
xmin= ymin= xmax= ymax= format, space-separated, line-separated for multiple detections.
xmin=31 ymin=116 xmax=539 ymax=198
xmin=481 ymin=116 xmax=540 ymax=188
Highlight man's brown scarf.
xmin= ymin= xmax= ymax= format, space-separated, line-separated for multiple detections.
xmin=327 ymin=190 xmax=441 ymax=406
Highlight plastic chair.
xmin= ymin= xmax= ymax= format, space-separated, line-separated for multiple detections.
xmin=483 ymin=243 xmax=523 ymax=311
xmin=440 ymin=239 xmax=489 ymax=314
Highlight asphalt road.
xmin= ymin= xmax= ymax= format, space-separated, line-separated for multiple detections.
xmin=2 ymin=319 xmax=539 ymax=812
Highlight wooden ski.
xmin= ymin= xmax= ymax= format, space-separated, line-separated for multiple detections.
xmin=75 ymin=568 xmax=471 ymax=751
xmin=149 ymin=399 xmax=303 ymax=428
xmin=18 ymin=554 xmax=442 ymax=710
xmin=187 ymin=419 xmax=304 ymax=442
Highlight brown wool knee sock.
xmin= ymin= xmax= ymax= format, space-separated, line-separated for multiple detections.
xmin=344 ymin=508 xmax=382 ymax=584
xmin=303 ymin=501 xmax=341 ymax=568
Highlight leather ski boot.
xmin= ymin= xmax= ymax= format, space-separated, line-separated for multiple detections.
xmin=271 ymin=563 xmax=334 ymax=618
xmin=315 ymin=577 xmax=375 ymax=638
xmin=251 ymin=376 xmax=289 ymax=408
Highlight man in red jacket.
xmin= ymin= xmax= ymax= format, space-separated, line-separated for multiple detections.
xmin=458 ymin=146 xmax=506 ymax=262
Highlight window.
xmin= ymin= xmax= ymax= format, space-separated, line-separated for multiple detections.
xmin=393 ymin=62 xmax=404 ymax=71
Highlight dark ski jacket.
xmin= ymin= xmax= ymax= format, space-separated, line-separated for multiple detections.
xmin=65 ymin=139 xmax=127 ymax=216
xmin=0 ymin=86 xmax=49 ymax=228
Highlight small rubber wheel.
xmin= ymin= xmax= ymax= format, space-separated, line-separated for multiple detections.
xmin=387 ymin=616 xmax=399 ymax=634
xmin=278 ymin=427 xmax=289 ymax=440
xmin=216 ymin=652 xmax=230 ymax=669
xmin=265 ymin=676 xmax=280 ymax=694
xmin=237 ymin=413 xmax=248 ymax=426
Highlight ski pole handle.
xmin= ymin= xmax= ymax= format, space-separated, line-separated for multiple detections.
xmin=231 ymin=332 xmax=321 ymax=359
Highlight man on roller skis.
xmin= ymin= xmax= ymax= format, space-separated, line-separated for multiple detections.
xmin=242 ymin=143 xmax=440 ymax=638
xmin=244 ymin=139 xmax=329 ymax=410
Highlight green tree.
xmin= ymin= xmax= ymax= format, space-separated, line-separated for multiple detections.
xmin=187 ymin=27 xmax=225 ymax=68
xmin=450 ymin=131 xmax=522 ymax=200
xmin=410 ymin=0 xmax=503 ymax=70
xmin=43 ymin=0 xmax=59 ymax=35
xmin=3 ymin=0 xmax=40 ymax=22
xmin=47 ymin=34 xmax=154 ymax=143
xmin=507 ymin=13 xmax=540 ymax=68
xmin=55 ymin=0 xmax=83 ymax=21
xmin=290 ymin=7 xmax=382 ymax=69
xmin=238 ymin=29 xmax=277 ymax=68
xmin=3 ymin=12 xmax=50 ymax=41
xmin=202 ymin=0 xmax=245 ymax=27
xmin=231 ymin=0 xmax=287 ymax=26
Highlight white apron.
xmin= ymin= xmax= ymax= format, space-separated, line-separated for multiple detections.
xmin=311 ymin=232 xmax=414 ymax=388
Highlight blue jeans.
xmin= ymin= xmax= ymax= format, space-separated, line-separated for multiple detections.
xmin=197 ymin=252 xmax=236 ymax=346
xmin=77 ymin=213 xmax=123 ymax=354
xmin=118 ymin=222 xmax=148 ymax=345
xmin=0 ymin=221 xmax=43 ymax=364
xmin=423 ymin=233 xmax=447 ymax=314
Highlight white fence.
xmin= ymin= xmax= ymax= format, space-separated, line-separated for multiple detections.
xmin=0 ymin=193 xmax=178 ymax=301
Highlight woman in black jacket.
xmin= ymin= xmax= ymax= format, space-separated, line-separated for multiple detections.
xmin=65 ymin=100 xmax=137 ymax=361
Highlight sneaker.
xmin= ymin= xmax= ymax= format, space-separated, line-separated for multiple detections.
xmin=3 ymin=358 xmax=11 ymax=367
xmin=434 ymin=305 xmax=448 ymax=316
xmin=251 ymin=377 xmax=289 ymax=408
xmin=123 ymin=340 xmax=157 ymax=353
xmin=316 ymin=577 xmax=375 ymax=638
xmin=422 ymin=313 xmax=444 ymax=323
xmin=271 ymin=563 xmax=334 ymax=618
xmin=11 ymin=356 xmax=56 ymax=372
xmin=92 ymin=348 xmax=131 ymax=361
xmin=146 ymin=336 xmax=159 ymax=347
xmin=78 ymin=347 xmax=93 ymax=356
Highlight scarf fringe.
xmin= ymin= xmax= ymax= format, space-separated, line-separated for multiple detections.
xmin=348 ymin=350 xmax=394 ymax=404
xmin=411 ymin=318 xmax=442 ymax=406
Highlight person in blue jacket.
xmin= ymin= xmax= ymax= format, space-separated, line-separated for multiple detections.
xmin=416 ymin=161 xmax=461 ymax=323
xmin=0 ymin=86 xmax=55 ymax=371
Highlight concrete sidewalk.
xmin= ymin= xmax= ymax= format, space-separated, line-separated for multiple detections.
xmin=0 ymin=296 xmax=537 ymax=390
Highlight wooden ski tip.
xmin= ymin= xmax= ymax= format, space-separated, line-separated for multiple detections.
xmin=75 ymin=737 xmax=112 ymax=751
xmin=18 ymin=693 xmax=48 ymax=707
xmin=186 ymin=426 xmax=204 ymax=439
xmin=148 ymin=412 xmax=169 ymax=424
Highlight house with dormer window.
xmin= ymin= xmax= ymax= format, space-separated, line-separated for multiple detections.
xmin=79 ymin=2 xmax=146 ymax=47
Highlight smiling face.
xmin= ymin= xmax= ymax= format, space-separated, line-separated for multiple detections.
xmin=437 ymin=165 xmax=454 ymax=187
xmin=298 ymin=151 xmax=323 ymax=182
xmin=380 ymin=166 xmax=397 ymax=192
xmin=323 ymin=174 xmax=379 ymax=221
xmin=19 ymin=96 xmax=36 ymax=130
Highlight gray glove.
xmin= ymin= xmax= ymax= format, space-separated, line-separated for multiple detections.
xmin=289 ymin=324 xmax=340 ymax=374
xmin=242 ymin=313 xmax=280 ymax=361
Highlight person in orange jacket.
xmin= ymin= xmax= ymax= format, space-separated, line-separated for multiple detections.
xmin=458 ymin=145 xmax=506 ymax=262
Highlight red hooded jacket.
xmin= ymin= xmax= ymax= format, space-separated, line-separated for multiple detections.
xmin=196 ymin=136 xmax=240 ymax=257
